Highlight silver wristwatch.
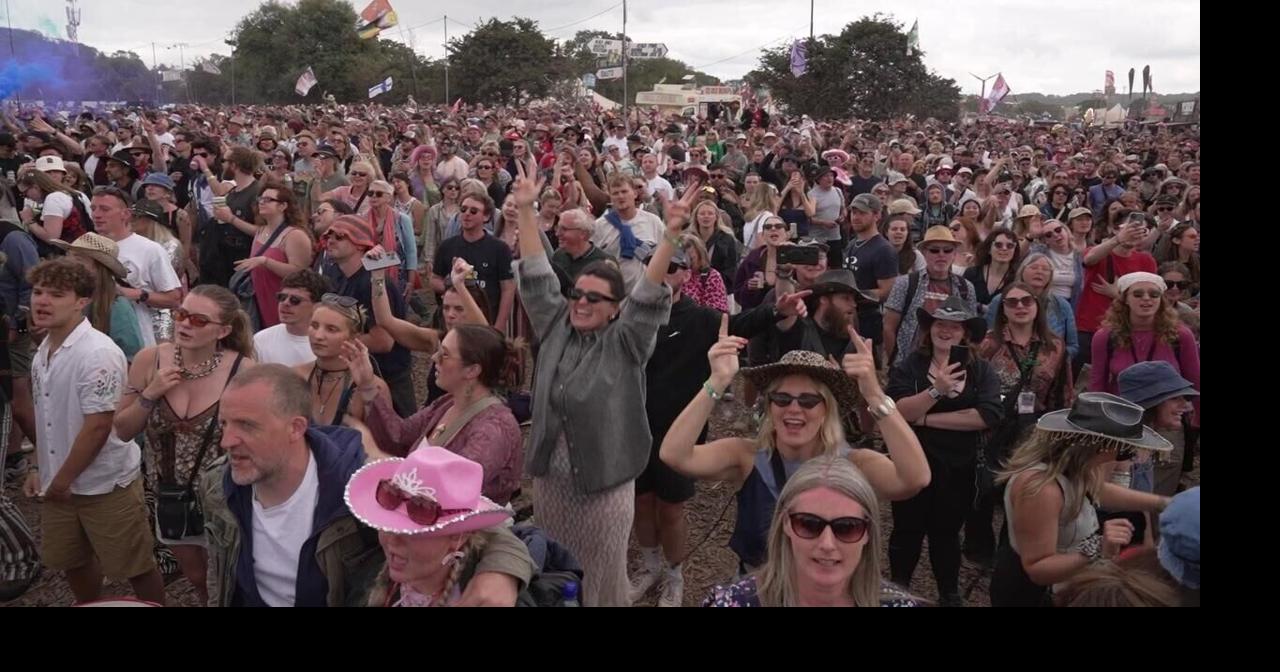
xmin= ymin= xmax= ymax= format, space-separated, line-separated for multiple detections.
xmin=927 ymin=386 xmax=943 ymax=400
xmin=867 ymin=396 xmax=898 ymax=420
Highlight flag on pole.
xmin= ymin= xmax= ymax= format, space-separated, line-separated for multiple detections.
xmin=789 ymin=40 xmax=807 ymax=77
xmin=981 ymin=73 xmax=1010 ymax=113
xmin=368 ymin=76 xmax=394 ymax=98
xmin=450 ymin=97 xmax=463 ymax=115
xmin=200 ymin=59 xmax=221 ymax=75
xmin=357 ymin=0 xmax=399 ymax=39
xmin=295 ymin=67 xmax=318 ymax=96
xmin=1127 ymin=68 xmax=1135 ymax=100
xmin=1105 ymin=70 xmax=1115 ymax=96
xmin=907 ymin=20 xmax=920 ymax=55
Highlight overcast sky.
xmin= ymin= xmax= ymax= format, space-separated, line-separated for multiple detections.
xmin=4 ymin=0 xmax=1200 ymax=95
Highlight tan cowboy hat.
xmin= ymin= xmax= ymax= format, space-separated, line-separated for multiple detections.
xmin=51 ymin=232 xmax=129 ymax=281
xmin=920 ymin=225 xmax=959 ymax=246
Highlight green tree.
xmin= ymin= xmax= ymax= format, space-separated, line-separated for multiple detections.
xmin=748 ymin=15 xmax=960 ymax=121
xmin=448 ymin=18 xmax=559 ymax=105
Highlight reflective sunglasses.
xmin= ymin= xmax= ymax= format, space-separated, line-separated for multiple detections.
xmin=788 ymin=512 xmax=871 ymax=543
xmin=768 ymin=391 xmax=825 ymax=409
xmin=276 ymin=292 xmax=308 ymax=306
xmin=375 ymin=479 xmax=468 ymax=526
xmin=567 ymin=288 xmax=619 ymax=304
xmin=174 ymin=307 xmax=223 ymax=328
xmin=1002 ymin=295 xmax=1037 ymax=308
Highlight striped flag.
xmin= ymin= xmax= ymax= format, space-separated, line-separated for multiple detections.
xmin=368 ymin=76 xmax=394 ymax=98
xmin=295 ymin=67 xmax=318 ymax=96
xmin=980 ymin=73 xmax=1010 ymax=113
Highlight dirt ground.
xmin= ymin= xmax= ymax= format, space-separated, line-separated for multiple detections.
xmin=2 ymin=354 xmax=1199 ymax=607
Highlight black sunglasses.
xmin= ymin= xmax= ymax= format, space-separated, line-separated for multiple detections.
xmin=276 ymin=292 xmax=308 ymax=306
xmin=768 ymin=391 xmax=824 ymax=409
xmin=788 ymin=512 xmax=870 ymax=543
xmin=1002 ymin=295 xmax=1037 ymax=308
xmin=567 ymin=287 xmax=618 ymax=304
xmin=1165 ymin=280 xmax=1191 ymax=290
xmin=666 ymin=262 xmax=690 ymax=275
xmin=461 ymin=206 xmax=485 ymax=215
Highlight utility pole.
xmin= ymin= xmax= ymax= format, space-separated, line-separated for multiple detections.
xmin=621 ymin=0 xmax=628 ymax=131
xmin=152 ymin=42 xmax=161 ymax=105
xmin=444 ymin=15 xmax=450 ymax=106
xmin=173 ymin=42 xmax=191 ymax=104
xmin=810 ymin=0 xmax=814 ymax=43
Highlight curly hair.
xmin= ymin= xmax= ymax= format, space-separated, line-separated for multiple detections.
xmin=1100 ymin=283 xmax=1181 ymax=349
xmin=27 ymin=257 xmax=95 ymax=297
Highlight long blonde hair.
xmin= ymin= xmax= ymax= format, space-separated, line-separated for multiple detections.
xmin=996 ymin=430 xmax=1106 ymax=520
xmin=691 ymin=200 xmax=733 ymax=241
xmin=366 ymin=534 xmax=481 ymax=607
xmin=756 ymin=457 xmax=886 ymax=607
xmin=756 ymin=375 xmax=845 ymax=458
xmin=744 ymin=183 xmax=779 ymax=221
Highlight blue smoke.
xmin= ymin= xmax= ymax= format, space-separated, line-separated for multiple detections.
xmin=0 ymin=61 xmax=56 ymax=100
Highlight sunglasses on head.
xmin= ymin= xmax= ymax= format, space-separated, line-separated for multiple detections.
xmin=321 ymin=292 xmax=360 ymax=308
xmin=1129 ymin=289 xmax=1163 ymax=300
xmin=788 ymin=512 xmax=870 ymax=543
xmin=567 ymin=287 xmax=618 ymax=304
xmin=768 ymin=391 xmax=824 ymax=409
xmin=174 ymin=307 xmax=222 ymax=328
xmin=1003 ymin=295 xmax=1036 ymax=308
xmin=276 ymin=292 xmax=308 ymax=306
xmin=375 ymin=479 xmax=468 ymax=526
xmin=1165 ymin=280 xmax=1191 ymax=290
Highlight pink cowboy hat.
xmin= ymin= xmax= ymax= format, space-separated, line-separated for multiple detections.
xmin=344 ymin=443 xmax=512 ymax=537
xmin=821 ymin=148 xmax=850 ymax=164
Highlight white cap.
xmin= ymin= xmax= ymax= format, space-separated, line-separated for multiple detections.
xmin=34 ymin=155 xmax=67 ymax=173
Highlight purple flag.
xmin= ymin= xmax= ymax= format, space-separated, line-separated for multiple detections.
xmin=790 ymin=40 xmax=807 ymax=77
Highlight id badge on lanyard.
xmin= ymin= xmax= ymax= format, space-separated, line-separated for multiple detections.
xmin=1017 ymin=391 xmax=1037 ymax=415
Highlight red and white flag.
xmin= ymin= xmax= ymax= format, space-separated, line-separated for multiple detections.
xmin=295 ymin=67 xmax=318 ymax=97
xmin=981 ymin=73 xmax=1010 ymax=113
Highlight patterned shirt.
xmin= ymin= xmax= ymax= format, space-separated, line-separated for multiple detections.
xmin=682 ymin=269 xmax=728 ymax=313
xmin=704 ymin=575 xmax=920 ymax=607
xmin=32 ymin=318 xmax=140 ymax=495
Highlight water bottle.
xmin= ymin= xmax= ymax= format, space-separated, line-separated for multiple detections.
xmin=562 ymin=581 xmax=581 ymax=607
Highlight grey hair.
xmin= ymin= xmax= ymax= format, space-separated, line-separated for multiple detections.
xmin=557 ymin=208 xmax=593 ymax=231
xmin=225 ymin=363 xmax=311 ymax=420
xmin=1018 ymin=252 xmax=1053 ymax=278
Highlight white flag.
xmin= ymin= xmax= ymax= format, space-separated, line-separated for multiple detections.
xmin=200 ymin=59 xmax=221 ymax=75
xmin=368 ymin=76 xmax=393 ymax=98
xmin=982 ymin=73 xmax=1010 ymax=113
xmin=295 ymin=67 xmax=318 ymax=96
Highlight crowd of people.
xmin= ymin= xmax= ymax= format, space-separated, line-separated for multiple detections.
xmin=0 ymin=97 xmax=1199 ymax=607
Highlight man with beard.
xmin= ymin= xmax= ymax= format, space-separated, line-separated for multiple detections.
xmin=772 ymin=268 xmax=879 ymax=360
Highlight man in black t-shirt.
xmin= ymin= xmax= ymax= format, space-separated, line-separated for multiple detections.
xmin=842 ymin=193 xmax=899 ymax=359
xmin=432 ymin=192 xmax=514 ymax=329
xmin=321 ymin=215 xmax=416 ymax=416
xmin=847 ymin=153 xmax=882 ymax=197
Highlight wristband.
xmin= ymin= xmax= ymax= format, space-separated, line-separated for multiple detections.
xmin=702 ymin=380 xmax=723 ymax=401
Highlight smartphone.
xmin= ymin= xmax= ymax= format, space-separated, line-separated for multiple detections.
xmin=362 ymin=252 xmax=402 ymax=272
xmin=1126 ymin=212 xmax=1148 ymax=226
xmin=777 ymin=244 xmax=821 ymax=267
xmin=948 ymin=345 xmax=971 ymax=368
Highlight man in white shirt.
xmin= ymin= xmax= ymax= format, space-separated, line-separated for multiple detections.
xmin=640 ymin=153 xmax=674 ymax=203
xmin=592 ymin=175 xmax=666 ymax=294
xmin=89 ymin=193 xmax=181 ymax=347
xmin=601 ymin=122 xmax=630 ymax=159
xmin=253 ymin=269 xmax=327 ymax=367
xmin=23 ymin=258 xmax=165 ymax=605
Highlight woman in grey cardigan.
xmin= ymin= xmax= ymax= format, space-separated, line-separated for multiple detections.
xmin=513 ymin=172 xmax=680 ymax=606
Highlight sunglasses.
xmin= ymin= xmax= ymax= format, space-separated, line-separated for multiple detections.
xmin=192 ymin=152 xmax=210 ymax=158
xmin=767 ymin=391 xmax=825 ymax=410
xmin=1129 ymin=289 xmax=1164 ymax=300
xmin=1044 ymin=227 xmax=1065 ymax=237
xmin=993 ymin=241 xmax=1017 ymax=251
xmin=762 ymin=222 xmax=787 ymax=231
xmin=443 ymin=185 xmax=460 ymax=191
xmin=258 ymin=196 xmax=283 ymax=204
xmin=322 ymin=293 xmax=360 ymax=308
xmin=276 ymin=292 xmax=308 ymax=306
xmin=478 ymin=165 xmax=494 ymax=171
xmin=375 ymin=479 xmax=468 ymax=526
xmin=666 ymin=262 xmax=690 ymax=275
xmin=567 ymin=287 xmax=619 ymax=304
xmin=924 ymin=246 xmax=955 ymax=255
xmin=461 ymin=206 xmax=485 ymax=215
xmin=1156 ymin=207 xmax=1174 ymax=213
xmin=369 ymin=191 xmax=391 ymax=197
xmin=788 ymin=512 xmax=870 ymax=543
xmin=1165 ymin=280 xmax=1191 ymax=290
xmin=350 ymin=171 xmax=370 ymax=177
xmin=174 ymin=307 xmax=223 ymax=328
xmin=1003 ymin=295 xmax=1037 ymax=308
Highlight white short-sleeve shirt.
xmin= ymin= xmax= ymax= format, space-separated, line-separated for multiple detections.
xmin=115 ymin=233 xmax=182 ymax=347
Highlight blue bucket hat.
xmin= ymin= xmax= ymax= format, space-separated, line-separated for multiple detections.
xmin=141 ymin=172 xmax=176 ymax=192
xmin=1117 ymin=361 xmax=1199 ymax=410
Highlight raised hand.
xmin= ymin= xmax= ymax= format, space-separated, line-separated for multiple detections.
xmin=707 ymin=313 xmax=747 ymax=389
xmin=841 ymin=324 xmax=879 ymax=393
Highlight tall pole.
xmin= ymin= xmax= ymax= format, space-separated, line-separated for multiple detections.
xmin=810 ymin=0 xmax=814 ymax=43
xmin=152 ymin=42 xmax=161 ymax=105
xmin=621 ymin=0 xmax=628 ymax=131
xmin=970 ymin=72 xmax=996 ymax=112
xmin=175 ymin=42 xmax=191 ymax=104
xmin=4 ymin=0 xmax=18 ymax=103
xmin=444 ymin=16 xmax=450 ymax=106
